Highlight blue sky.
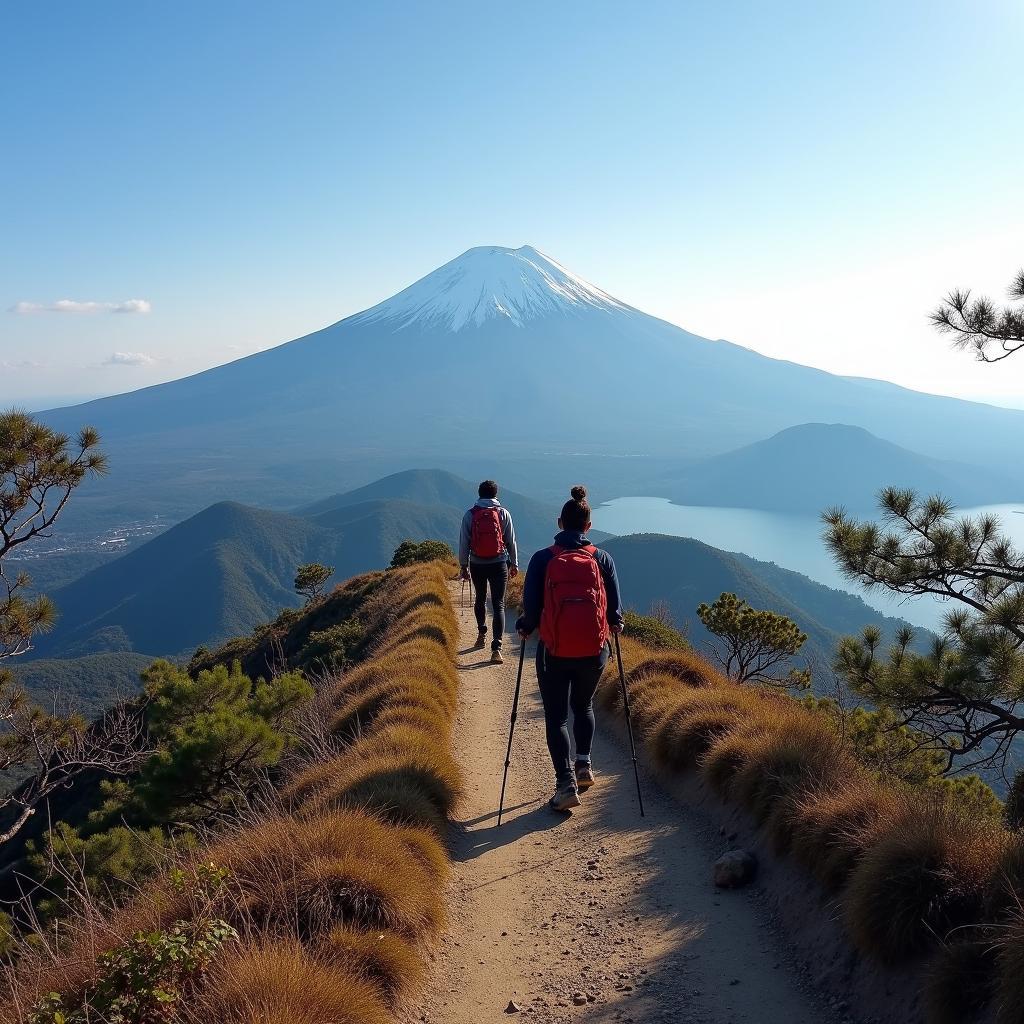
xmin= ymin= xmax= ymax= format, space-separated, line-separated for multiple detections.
xmin=2 ymin=0 xmax=1023 ymax=408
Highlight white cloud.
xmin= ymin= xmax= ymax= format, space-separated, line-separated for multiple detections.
xmin=103 ymin=351 xmax=156 ymax=366
xmin=10 ymin=298 xmax=152 ymax=315
xmin=0 ymin=359 xmax=44 ymax=370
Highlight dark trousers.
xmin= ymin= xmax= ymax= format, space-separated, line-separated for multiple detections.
xmin=536 ymin=642 xmax=609 ymax=786
xmin=470 ymin=561 xmax=508 ymax=650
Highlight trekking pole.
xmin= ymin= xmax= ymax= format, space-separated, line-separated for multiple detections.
xmin=460 ymin=578 xmax=467 ymax=619
xmin=497 ymin=640 xmax=527 ymax=827
xmin=614 ymin=633 xmax=646 ymax=818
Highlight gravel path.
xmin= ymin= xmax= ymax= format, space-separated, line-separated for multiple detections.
xmin=409 ymin=585 xmax=839 ymax=1024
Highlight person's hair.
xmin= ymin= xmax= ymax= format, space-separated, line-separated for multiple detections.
xmin=560 ymin=485 xmax=591 ymax=532
xmin=478 ymin=479 xmax=498 ymax=499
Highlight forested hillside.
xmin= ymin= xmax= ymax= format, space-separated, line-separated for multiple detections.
xmin=604 ymin=532 xmax=920 ymax=676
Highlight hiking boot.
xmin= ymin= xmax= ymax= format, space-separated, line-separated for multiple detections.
xmin=575 ymin=762 xmax=596 ymax=791
xmin=490 ymin=649 xmax=504 ymax=665
xmin=549 ymin=782 xmax=581 ymax=812
xmin=473 ymin=630 xmax=487 ymax=650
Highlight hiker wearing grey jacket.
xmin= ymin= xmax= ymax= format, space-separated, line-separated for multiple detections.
xmin=459 ymin=480 xmax=518 ymax=662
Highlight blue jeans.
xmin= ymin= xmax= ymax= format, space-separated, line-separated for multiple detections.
xmin=470 ymin=561 xmax=507 ymax=650
xmin=536 ymin=642 xmax=609 ymax=786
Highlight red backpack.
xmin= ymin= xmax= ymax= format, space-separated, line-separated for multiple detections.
xmin=539 ymin=544 xmax=609 ymax=658
xmin=470 ymin=506 xmax=505 ymax=559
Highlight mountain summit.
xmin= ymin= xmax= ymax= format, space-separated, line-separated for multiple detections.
xmin=41 ymin=243 xmax=1024 ymax=530
xmin=351 ymin=245 xmax=633 ymax=331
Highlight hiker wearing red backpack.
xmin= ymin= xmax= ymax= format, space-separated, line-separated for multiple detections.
xmin=516 ymin=485 xmax=624 ymax=812
xmin=459 ymin=480 xmax=519 ymax=665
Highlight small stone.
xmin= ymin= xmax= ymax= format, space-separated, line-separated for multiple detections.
xmin=573 ymin=993 xmax=588 ymax=1005
xmin=713 ymin=849 xmax=758 ymax=888
xmin=729 ymin=978 xmax=740 ymax=986
xmin=505 ymin=1001 xmax=522 ymax=1014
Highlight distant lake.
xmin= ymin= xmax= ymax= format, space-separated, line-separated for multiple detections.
xmin=595 ymin=498 xmax=1024 ymax=632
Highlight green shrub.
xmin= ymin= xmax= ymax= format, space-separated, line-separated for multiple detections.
xmin=1005 ymin=769 xmax=1024 ymax=830
xmin=26 ymin=823 xmax=178 ymax=920
xmin=623 ymin=610 xmax=688 ymax=651
xmin=29 ymin=917 xmax=237 ymax=1023
xmin=389 ymin=539 xmax=455 ymax=569
xmin=295 ymin=620 xmax=364 ymax=674
xmin=134 ymin=660 xmax=312 ymax=822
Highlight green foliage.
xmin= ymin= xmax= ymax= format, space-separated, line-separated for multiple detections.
xmin=30 ymin=918 xmax=236 ymax=1024
xmin=804 ymin=697 xmax=946 ymax=785
xmin=1 ymin=410 xmax=106 ymax=660
xmin=295 ymin=620 xmax=364 ymax=674
xmin=26 ymin=822 xmax=178 ymax=919
xmin=134 ymin=660 xmax=312 ymax=821
xmin=390 ymin=539 xmax=455 ymax=569
xmin=825 ymin=490 xmax=1024 ymax=772
xmin=27 ymin=863 xmax=234 ymax=1022
xmin=0 ymin=909 xmax=13 ymax=957
xmin=189 ymin=571 xmax=385 ymax=679
xmin=930 ymin=773 xmax=1003 ymax=822
xmin=1006 ymin=770 xmax=1024 ymax=829
xmin=294 ymin=562 xmax=334 ymax=603
xmin=931 ymin=267 xmax=1024 ymax=363
xmin=803 ymin=696 xmax=1001 ymax=819
xmin=9 ymin=652 xmax=152 ymax=719
xmin=697 ymin=591 xmax=810 ymax=689
xmin=623 ymin=609 xmax=688 ymax=651
xmin=0 ymin=412 xmax=123 ymax=851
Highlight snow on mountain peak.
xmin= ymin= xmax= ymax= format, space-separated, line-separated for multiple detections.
xmin=351 ymin=245 xmax=633 ymax=331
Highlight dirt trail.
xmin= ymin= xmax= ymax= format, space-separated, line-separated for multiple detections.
xmin=412 ymin=584 xmax=841 ymax=1024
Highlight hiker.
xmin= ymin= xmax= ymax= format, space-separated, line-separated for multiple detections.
xmin=516 ymin=485 xmax=624 ymax=812
xmin=459 ymin=480 xmax=519 ymax=665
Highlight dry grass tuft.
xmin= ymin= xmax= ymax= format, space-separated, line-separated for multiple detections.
xmin=843 ymin=802 xmax=1007 ymax=964
xmin=209 ymin=810 xmax=447 ymax=941
xmin=924 ymin=935 xmax=996 ymax=1024
xmin=0 ymin=561 xmax=463 ymax=1022
xmin=196 ymin=939 xmax=391 ymax=1024
xmin=628 ymin=650 xmax=724 ymax=689
xmin=319 ymin=925 xmax=425 ymax=1007
xmin=729 ymin=715 xmax=848 ymax=825
xmin=995 ymin=916 xmax=1024 ymax=1024
xmin=988 ymin=832 xmax=1024 ymax=919
xmin=788 ymin=779 xmax=898 ymax=891
xmin=649 ymin=702 xmax=741 ymax=773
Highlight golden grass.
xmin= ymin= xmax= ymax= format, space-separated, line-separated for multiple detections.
xmin=988 ymin=832 xmax=1024 ymax=919
xmin=596 ymin=622 xmax=1024 ymax=1008
xmin=196 ymin=940 xmax=391 ymax=1024
xmin=205 ymin=810 xmax=447 ymax=941
xmin=787 ymin=779 xmax=899 ymax=891
xmin=842 ymin=801 xmax=1007 ymax=964
xmin=293 ymin=745 xmax=462 ymax=836
xmin=2 ymin=562 xmax=463 ymax=1022
xmin=628 ymin=649 xmax=724 ymax=689
xmin=319 ymin=926 xmax=425 ymax=1007
xmin=728 ymin=716 xmax=849 ymax=825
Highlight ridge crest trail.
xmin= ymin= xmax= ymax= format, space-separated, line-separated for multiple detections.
xmin=407 ymin=584 xmax=843 ymax=1023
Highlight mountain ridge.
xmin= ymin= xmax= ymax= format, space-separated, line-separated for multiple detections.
xmin=667 ymin=422 xmax=1020 ymax=511
xmin=35 ymin=244 xmax=1024 ymax=536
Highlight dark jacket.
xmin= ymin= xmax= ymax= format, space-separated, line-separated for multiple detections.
xmin=516 ymin=530 xmax=624 ymax=636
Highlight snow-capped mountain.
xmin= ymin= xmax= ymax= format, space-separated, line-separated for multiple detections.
xmin=42 ymin=243 xmax=1024 ymax=528
xmin=352 ymin=245 xmax=634 ymax=331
